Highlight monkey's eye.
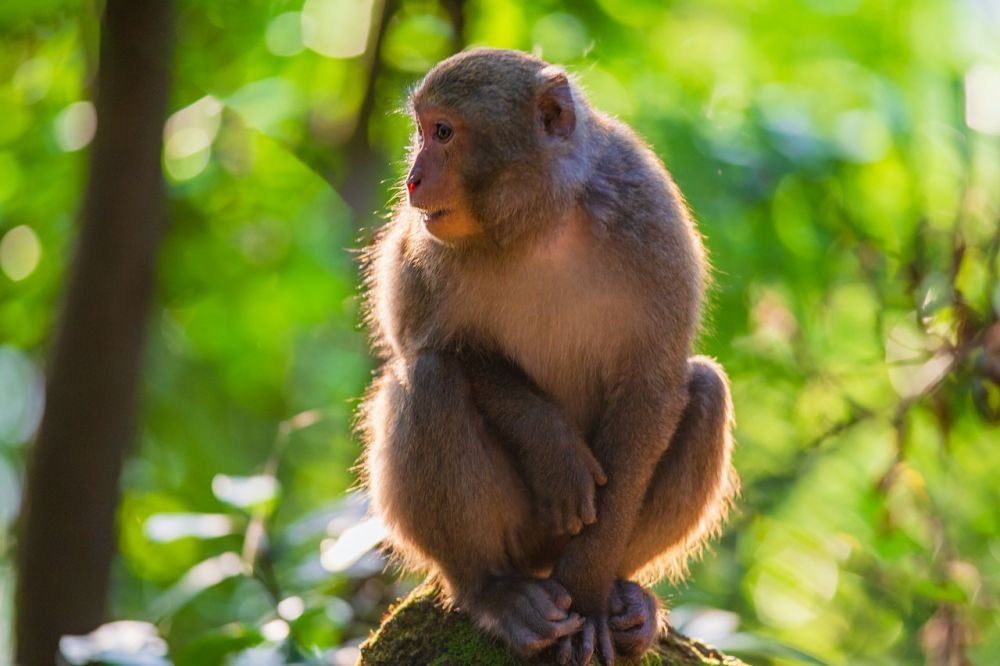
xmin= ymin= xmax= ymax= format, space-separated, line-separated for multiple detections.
xmin=433 ymin=121 xmax=454 ymax=143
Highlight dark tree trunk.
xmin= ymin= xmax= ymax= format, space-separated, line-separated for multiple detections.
xmin=339 ymin=0 xmax=399 ymax=221
xmin=14 ymin=1 xmax=173 ymax=664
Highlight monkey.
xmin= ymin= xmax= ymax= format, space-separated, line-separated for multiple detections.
xmin=358 ymin=48 xmax=738 ymax=665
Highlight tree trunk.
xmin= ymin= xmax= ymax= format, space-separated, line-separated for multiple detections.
xmin=15 ymin=1 xmax=173 ymax=663
xmin=359 ymin=586 xmax=749 ymax=666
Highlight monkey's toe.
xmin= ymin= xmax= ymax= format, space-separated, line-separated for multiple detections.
xmin=567 ymin=614 xmax=614 ymax=666
xmin=609 ymin=580 xmax=659 ymax=658
xmin=486 ymin=577 xmax=584 ymax=657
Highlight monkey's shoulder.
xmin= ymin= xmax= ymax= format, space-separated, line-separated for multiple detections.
xmin=364 ymin=216 xmax=445 ymax=355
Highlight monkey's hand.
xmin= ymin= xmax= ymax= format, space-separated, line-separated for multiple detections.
xmin=609 ymin=580 xmax=660 ymax=659
xmin=529 ymin=436 xmax=607 ymax=537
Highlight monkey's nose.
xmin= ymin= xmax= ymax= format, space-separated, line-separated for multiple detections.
xmin=406 ymin=174 xmax=421 ymax=193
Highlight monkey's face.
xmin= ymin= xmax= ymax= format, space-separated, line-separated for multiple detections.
xmin=406 ymin=49 xmax=580 ymax=248
xmin=406 ymin=105 xmax=483 ymax=243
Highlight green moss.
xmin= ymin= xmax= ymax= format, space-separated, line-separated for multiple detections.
xmin=359 ymin=586 xmax=751 ymax=666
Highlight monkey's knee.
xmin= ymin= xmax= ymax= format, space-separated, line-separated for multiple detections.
xmin=682 ymin=355 xmax=733 ymax=435
xmin=621 ymin=356 xmax=738 ymax=580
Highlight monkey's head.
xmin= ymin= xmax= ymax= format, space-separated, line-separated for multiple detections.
xmin=405 ymin=48 xmax=589 ymax=247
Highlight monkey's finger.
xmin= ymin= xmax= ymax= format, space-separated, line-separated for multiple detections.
xmin=559 ymin=498 xmax=582 ymax=535
xmin=512 ymin=610 xmax=581 ymax=653
xmin=567 ymin=517 xmax=583 ymax=536
xmin=521 ymin=614 xmax=583 ymax=650
xmin=551 ymin=614 xmax=585 ymax=638
xmin=581 ymin=449 xmax=607 ymax=486
xmin=598 ymin=615 xmax=615 ymax=666
xmin=540 ymin=579 xmax=573 ymax=610
xmin=556 ymin=636 xmax=573 ymax=665
xmin=564 ymin=506 xmax=583 ymax=535
xmin=518 ymin=587 xmax=583 ymax=637
xmin=610 ymin=583 xmax=654 ymax=630
xmin=609 ymin=611 xmax=644 ymax=632
xmin=525 ymin=581 xmax=569 ymax=621
xmin=519 ymin=616 xmax=582 ymax=655
xmin=612 ymin=591 xmax=659 ymax=657
xmin=576 ymin=620 xmax=595 ymax=666
xmin=579 ymin=486 xmax=598 ymax=526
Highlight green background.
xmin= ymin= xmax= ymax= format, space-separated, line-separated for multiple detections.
xmin=1 ymin=0 xmax=999 ymax=663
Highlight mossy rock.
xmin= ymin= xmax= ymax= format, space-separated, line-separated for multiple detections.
xmin=359 ymin=586 xmax=749 ymax=666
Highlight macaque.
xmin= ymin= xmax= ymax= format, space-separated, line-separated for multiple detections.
xmin=359 ymin=48 xmax=738 ymax=665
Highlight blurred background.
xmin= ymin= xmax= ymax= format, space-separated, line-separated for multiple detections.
xmin=1 ymin=0 xmax=999 ymax=664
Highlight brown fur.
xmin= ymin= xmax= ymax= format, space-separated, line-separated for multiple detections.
xmin=357 ymin=48 xmax=738 ymax=664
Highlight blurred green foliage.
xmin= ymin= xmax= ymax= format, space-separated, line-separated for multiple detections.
xmin=2 ymin=0 xmax=999 ymax=664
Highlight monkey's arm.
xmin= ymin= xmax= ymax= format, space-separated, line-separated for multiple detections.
xmin=460 ymin=350 xmax=607 ymax=536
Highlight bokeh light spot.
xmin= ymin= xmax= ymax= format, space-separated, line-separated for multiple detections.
xmin=163 ymin=96 xmax=222 ymax=181
xmin=965 ymin=63 xmax=1000 ymax=135
xmin=1 ymin=225 xmax=42 ymax=281
xmin=260 ymin=619 xmax=289 ymax=642
xmin=54 ymin=101 xmax=97 ymax=152
xmin=0 ymin=345 xmax=44 ymax=445
xmin=266 ymin=12 xmax=305 ymax=57
xmin=302 ymin=0 xmax=373 ymax=58
xmin=277 ymin=596 xmax=305 ymax=621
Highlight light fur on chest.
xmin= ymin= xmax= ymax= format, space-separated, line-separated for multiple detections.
xmin=449 ymin=211 xmax=636 ymax=428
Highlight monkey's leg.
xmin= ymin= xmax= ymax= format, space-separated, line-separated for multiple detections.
xmin=363 ymin=353 xmax=584 ymax=657
xmin=610 ymin=356 xmax=738 ymax=660
xmin=551 ymin=361 xmax=693 ymax=666
xmin=621 ymin=355 xmax=737 ymax=579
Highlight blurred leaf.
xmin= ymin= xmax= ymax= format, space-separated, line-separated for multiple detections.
xmin=59 ymin=621 xmax=169 ymax=666
xmin=150 ymin=552 xmax=245 ymax=618
xmin=212 ymin=474 xmax=280 ymax=513
xmin=720 ymin=631 xmax=830 ymax=665
xmin=145 ymin=512 xmax=238 ymax=543
xmin=174 ymin=624 xmax=264 ymax=666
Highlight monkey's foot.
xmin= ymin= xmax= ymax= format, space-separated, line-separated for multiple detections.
xmin=555 ymin=611 xmax=614 ymax=666
xmin=609 ymin=580 xmax=660 ymax=659
xmin=479 ymin=577 xmax=585 ymax=658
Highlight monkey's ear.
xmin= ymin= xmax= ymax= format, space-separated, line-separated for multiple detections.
xmin=537 ymin=66 xmax=576 ymax=139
